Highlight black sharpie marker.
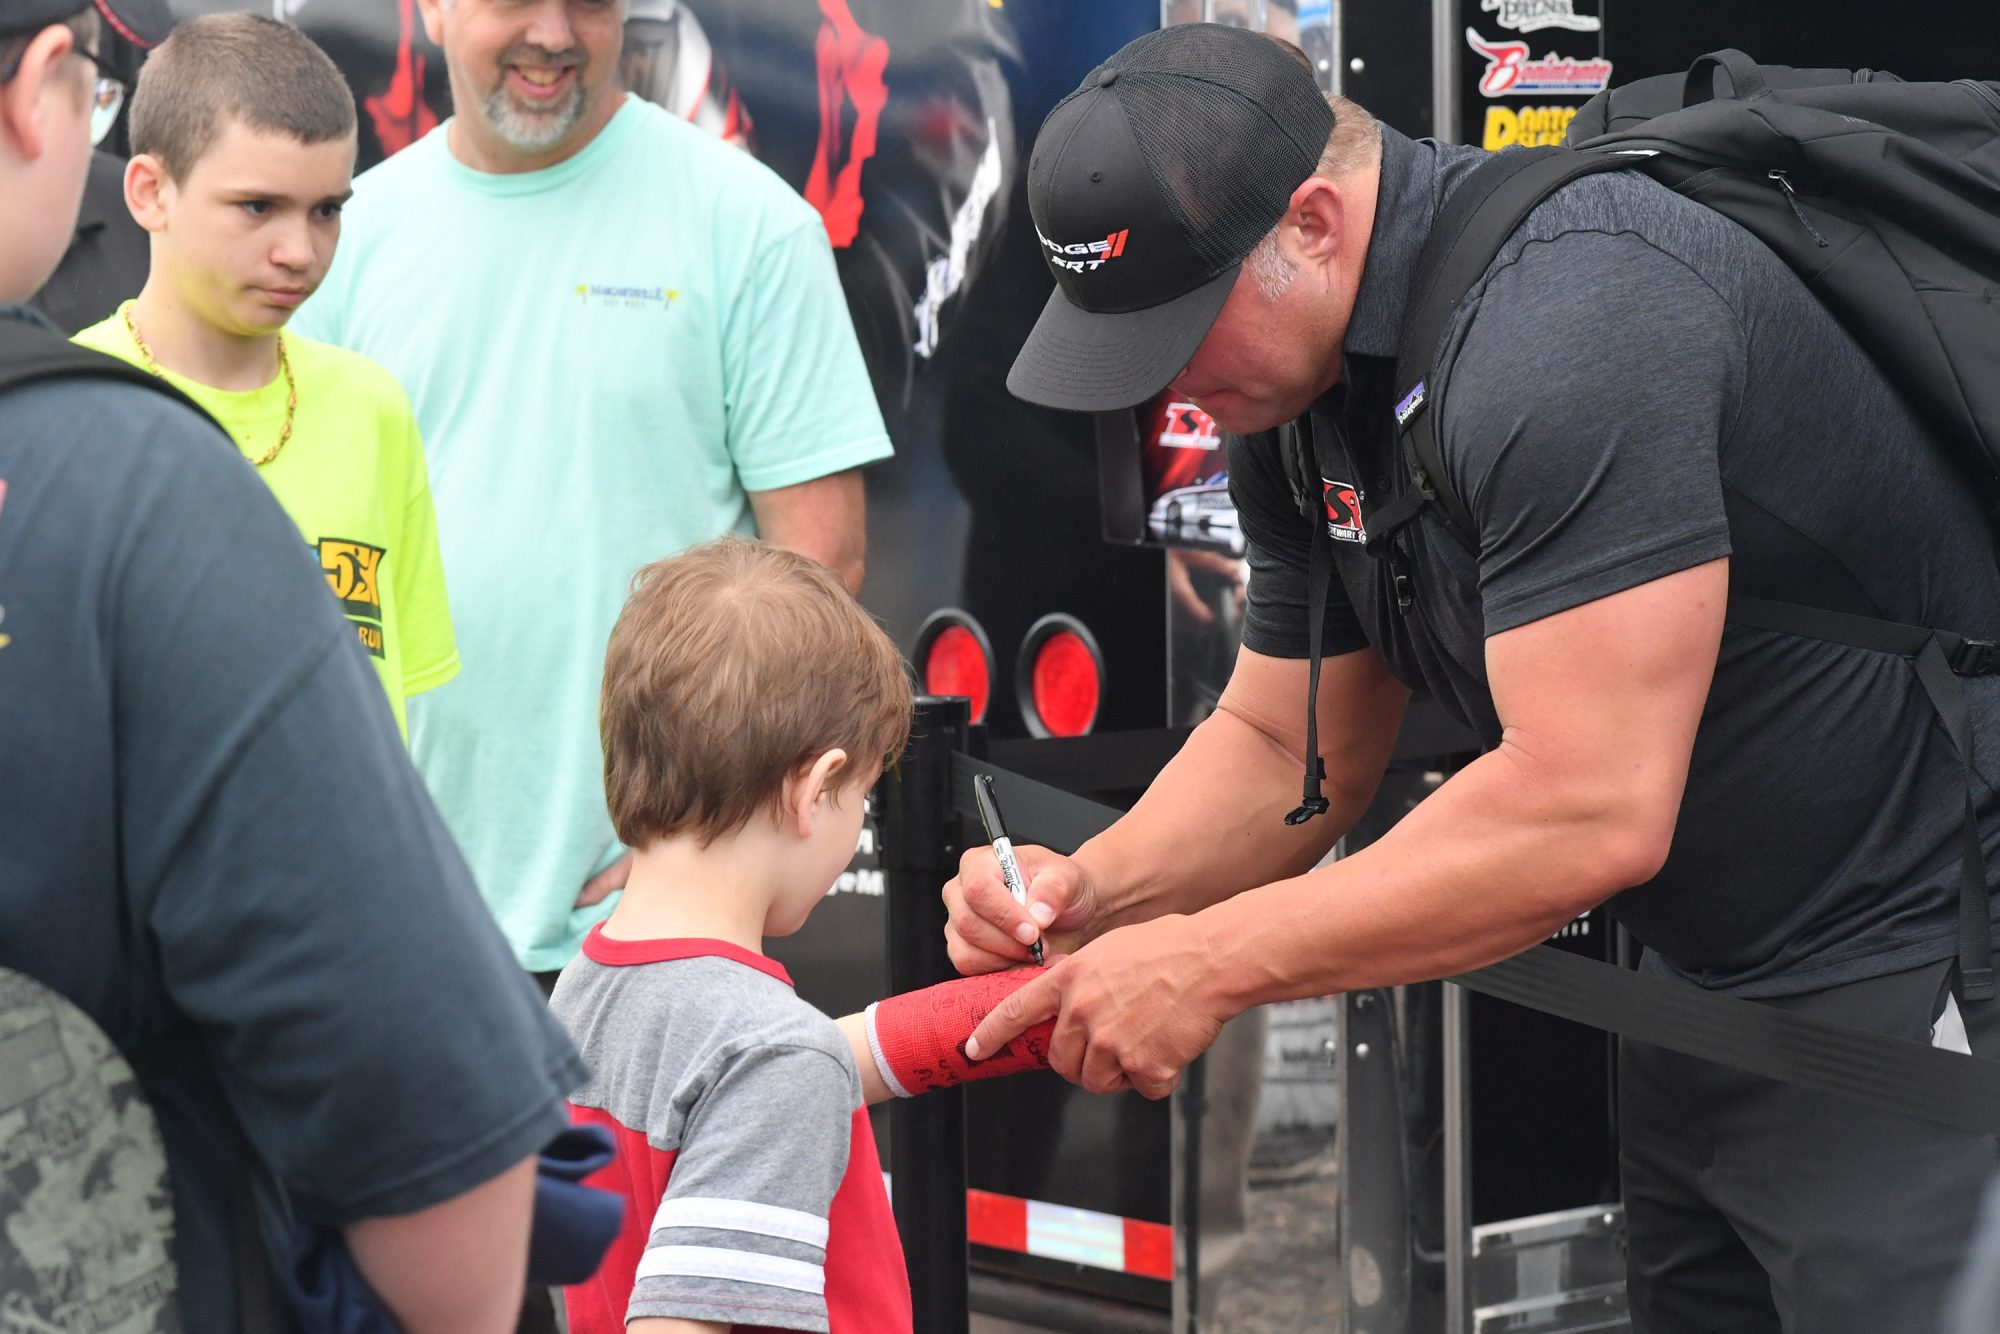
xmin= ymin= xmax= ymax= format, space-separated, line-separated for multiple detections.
xmin=973 ymin=773 xmax=1043 ymax=966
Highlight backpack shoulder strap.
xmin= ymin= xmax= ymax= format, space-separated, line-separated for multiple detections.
xmin=0 ymin=315 xmax=202 ymax=414
xmin=1390 ymin=146 xmax=1639 ymax=552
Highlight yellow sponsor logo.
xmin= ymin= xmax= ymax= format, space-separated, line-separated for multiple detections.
xmin=318 ymin=538 xmax=384 ymax=617
xmin=315 ymin=537 xmax=387 ymax=659
xmin=1483 ymin=104 xmax=1578 ymax=150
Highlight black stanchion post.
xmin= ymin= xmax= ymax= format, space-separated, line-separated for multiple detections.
xmin=881 ymin=695 xmax=972 ymax=1332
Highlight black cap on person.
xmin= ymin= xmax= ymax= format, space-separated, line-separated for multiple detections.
xmin=0 ymin=0 xmax=173 ymax=49
xmin=1006 ymin=24 xmax=1336 ymax=413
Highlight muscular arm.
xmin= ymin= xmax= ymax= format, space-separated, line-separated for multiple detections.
xmin=344 ymin=1157 xmax=537 ymax=1334
xmin=749 ymin=469 xmax=866 ymax=595
xmin=1083 ymin=642 xmax=1409 ymax=930
xmin=967 ymin=561 xmax=1727 ymax=1093
xmin=1197 ymin=559 xmax=1725 ymax=1004
xmin=946 ymin=641 xmax=1407 ymax=970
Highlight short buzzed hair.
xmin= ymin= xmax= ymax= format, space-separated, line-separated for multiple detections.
xmin=601 ymin=539 xmax=913 ymax=849
xmin=129 ymin=12 xmax=354 ymax=181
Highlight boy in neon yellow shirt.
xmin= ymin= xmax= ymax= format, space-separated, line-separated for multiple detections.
xmin=75 ymin=12 xmax=455 ymax=734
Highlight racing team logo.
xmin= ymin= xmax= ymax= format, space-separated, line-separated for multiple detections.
xmin=1466 ymin=29 xmax=1613 ymax=97
xmin=317 ymin=537 xmax=387 ymax=659
xmin=1324 ymin=479 xmax=1366 ymax=544
xmin=1039 ymin=226 xmax=1131 ymax=273
xmin=1156 ymin=401 xmax=1219 ymax=450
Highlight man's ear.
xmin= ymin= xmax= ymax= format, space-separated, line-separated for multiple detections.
xmin=0 ymin=24 xmax=80 ymax=161
xmin=125 ymin=154 xmax=172 ymax=233
xmin=1285 ymin=177 xmax=1345 ymax=266
xmin=414 ymin=0 xmax=448 ymax=52
xmin=786 ymin=748 xmax=851 ymax=837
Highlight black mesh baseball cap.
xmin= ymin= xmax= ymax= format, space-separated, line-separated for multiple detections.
xmin=1007 ymin=24 xmax=1336 ymax=413
xmin=0 ymin=0 xmax=173 ymax=49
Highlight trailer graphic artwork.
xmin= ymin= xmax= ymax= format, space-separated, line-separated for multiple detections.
xmin=804 ymin=0 xmax=890 ymax=249
xmin=364 ymin=0 xmax=435 ymax=157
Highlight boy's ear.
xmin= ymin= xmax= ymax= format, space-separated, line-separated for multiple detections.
xmin=0 ymin=25 xmax=78 ymax=160
xmin=786 ymin=748 xmax=851 ymax=837
xmin=124 ymin=154 xmax=171 ymax=233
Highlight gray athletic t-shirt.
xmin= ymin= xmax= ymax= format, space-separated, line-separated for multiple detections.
xmin=553 ymin=930 xmax=910 ymax=1333
xmin=1231 ymin=129 xmax=2000 ymax=997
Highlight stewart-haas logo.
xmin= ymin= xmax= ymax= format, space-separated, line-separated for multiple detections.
xmin=1039 ymin=225 xmax=1131 ymax=273
xmin=1324 ymin=479 xmax=1366 ymax=543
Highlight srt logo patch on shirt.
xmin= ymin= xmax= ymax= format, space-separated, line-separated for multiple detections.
xmin=1324 ymin=479 xmax=1366 ymax=543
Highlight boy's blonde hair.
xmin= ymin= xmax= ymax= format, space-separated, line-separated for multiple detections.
xmin=128 ymin=12 xmax=355 ymax=183
xmin=601 ymin=539 xmax=913 ymax=849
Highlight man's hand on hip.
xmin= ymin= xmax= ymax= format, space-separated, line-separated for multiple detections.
xmin=575 ymin=852 xmax=633 ymax=909
xmin=965 ymin=913 xmax=1228 ymax=1099
xmin=944 ymin=842 xmax=1098 ymax=974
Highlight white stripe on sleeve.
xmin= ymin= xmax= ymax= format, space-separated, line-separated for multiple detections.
xmin=635 ymin=1244 xmax=827 ymax=1296
xmin=651 ymin=1196 xmax=830 ymax=1249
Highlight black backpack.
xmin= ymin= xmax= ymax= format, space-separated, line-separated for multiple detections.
xmin=1290 ymin=52 xmax=2000 ymax=999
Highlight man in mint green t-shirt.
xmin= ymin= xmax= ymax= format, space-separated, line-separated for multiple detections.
xmin=294 ymin=0 xmax=891 ymax=977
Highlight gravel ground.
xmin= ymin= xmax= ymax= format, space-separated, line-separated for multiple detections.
xmin=1202 ymin=1157 xmax=1343 ymax=1333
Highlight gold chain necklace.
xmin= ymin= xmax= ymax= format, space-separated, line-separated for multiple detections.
xmin=122 ymin=304 xmax=297 ymax=468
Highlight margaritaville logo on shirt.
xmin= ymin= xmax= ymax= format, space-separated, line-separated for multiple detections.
xmin=573 ymin=282 xmax=679 ymax=310
xmin=316 ymin=537 xmax=387 ymax=659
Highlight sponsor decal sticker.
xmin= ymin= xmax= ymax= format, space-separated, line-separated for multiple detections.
xmin=1156 ymin=401 xmax=1220 ymax=450
xmin=1480 ymin=0 xmax=1600 ymax=34
xmin=1323 ymin=479 xmax=1366 ymax=544
xmin=1483 ymin=104 xmax=1579 ymax=148
xmin=1466 ymin=29 xmax=1613 ymax=98
xmin=1039 ymin=226 xmax=1131 ymax=274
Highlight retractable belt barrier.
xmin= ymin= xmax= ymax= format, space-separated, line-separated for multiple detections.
xmin=944 ymin=747 xmax=2000 ymax=1138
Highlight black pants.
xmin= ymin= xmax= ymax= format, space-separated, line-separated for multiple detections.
xmin=1621 ymin=957 xmax=2000 ymax=1333
xmin=518 ymin=969 xmax=566 ymax=1334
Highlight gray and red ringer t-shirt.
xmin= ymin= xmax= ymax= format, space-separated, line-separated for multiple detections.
xmin=552 ymin=927 xmax=911 ymax=1333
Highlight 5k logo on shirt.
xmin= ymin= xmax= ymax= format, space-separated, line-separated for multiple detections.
xmin=317 ymin=537 xmax=387 ymax=659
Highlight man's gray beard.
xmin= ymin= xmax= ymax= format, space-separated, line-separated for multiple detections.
xmin=483 ymin=81 xmax=585 ymax=152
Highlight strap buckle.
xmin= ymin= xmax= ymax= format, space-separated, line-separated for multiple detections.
xmin=1285 ymin=757 xmax=1331 ymax=826
xmin=1947 ymin=637 xmax=1999 ymax=677
xmin=1284 ymin=796 xmax=1330 ymax=826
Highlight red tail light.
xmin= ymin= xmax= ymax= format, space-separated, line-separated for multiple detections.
xmin=913 ymin=609 xmax=995 ymax=725
xmin=1017 ymin=614 xmax=1103 ymax=739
